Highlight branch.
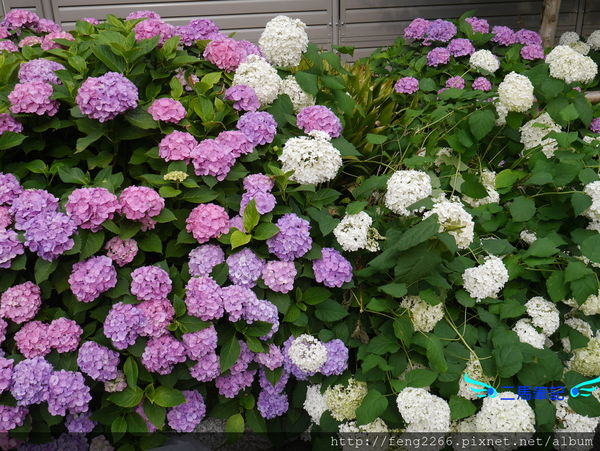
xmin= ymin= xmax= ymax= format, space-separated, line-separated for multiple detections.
xmin=540 ymin=0 xmax=562 ymax=47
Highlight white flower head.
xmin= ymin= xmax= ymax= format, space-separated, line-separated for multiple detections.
xmin=525 ymin=296 xmax=560 ymax=336
xmin=469 ymin=49 xmax=500 ymax=73
xmin=458 ymin=355 xmax=489 ymax=400
xmin=324 ymin=379 xmax=368 ymax=421
xmin=570 ymin=336 xmax=600 ymax=376
xmin=495 ymin=100 xmax=509 ymax=126
xmin=424 ymin=198 xmax=474 ymax=249
xmin=232 ymin=54 xmax=281 ymax=105
xmin=396 ymin=387 xmax=451 ymax=432
xmin=498 ymin=72 xmax=534 ymax=113
xmin=474 ymin=392 xmax=535 ymax=432
xmin=520 ymin=229 xmax=537 ymax=245
xmin=287 ymin=334 xmax=327 ymax=373
xmin=519 ymin=112 xmax=562 ymax=158
xmin=463 ymin=170 xmax=500 ymax=207
xmin=559 ymin=31 xmax=580 ymax=45
xmin=384 ymin=170 xmax=432 ymax=216
xmin=279 ymin=75 xmax=315 ymax=112
xmin=587 ymin=30 xmax=600 ymax=51
xmin=555 ymin=399 xmax=600 ymax=433
xmin=304 ymin=384 xmax=328 ymax=425
xmin=570 ymin=41 xmax=591 ymax=55
xmin=583 ymin=181 xmax=600 ymax=223
xmin=259 ymin=15 xmax=309 ymax=67
xmin=545 ymin=45 xmax=598 ymax=84
xmin=580 ymin=289 xmax=600 ymax=316
xmin=462 ymin=255 xmax=509 ymax=300
xmin=400 ymin=295 xmax=444 ymax=333
xmin=513 ymin=318 xmax=546 ymax=349
xmin=333 ymin=211 xmax=373 ymax=252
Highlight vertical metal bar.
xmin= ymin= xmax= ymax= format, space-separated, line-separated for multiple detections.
xmin=575 ymin=0 xmax=585 ymax=35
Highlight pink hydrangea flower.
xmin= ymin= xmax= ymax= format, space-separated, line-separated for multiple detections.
xmin=0 ymin=41 xmax=18 ymax=53
xmin=48 ymin=318 xmax=82 ymax=353
xmin=184 ymin=276 xmax=224 ymax=321
xmin=186 ymin=203 xmax=230 ymax=244
xmin=76 ymin=72 xmax=139 ymax=123
xmin=395 ymin=77 xmax=420 ymax=94
xmin=41 ymin=32 xmax=74 ymax=51
xmin=138 ymin=298 xmax=175 ymax=337
xmin=0 ymin=281 xmax=41 ymax=324
xmin=130 ymin=266 xmax=172 ymax=302
xmin=19 ymin=36 xmax=43 ymax=47
xmin=134 ymin=19 xmax=175 ymax=47
xmin=148 ymin=98 xmax=186 ymax=123
xmin=36 ymin=18 xmax=61 ymax=33
xmin=105 ymin=236 xmax=138 ymax=267
xmin=68 ymin=256 xmax=117 ymax=303
xmin=203 ymin=37 xmax=247 ymax=72
xmin=126 ymin=10 xmax=161 ymax=21
xmin=119 ymin=186 xmax=164 ymax=231
xmin=141 ymin=334 xmax=187 ymax=375
xmin=66 ymin=187 xmax=119 ymax=232
xmin=296 ymin=106 xmax=342 ymax=138
xmin=3 ymin=9 xmax=40 ymax=29
xmin=215 ymin=130 xmax=254 ymax=158
xmin=8 ymin=82 xmax=59 ymax=116
xmin=158 ymin=131 xmax=197 ymax=162
xmin=262 ymin=261 xmax=297 ymax=293
xmin=191 ymin=139 xmax=236 ymax=181
xmin=15 ymin=321 xmax=51 ymax=358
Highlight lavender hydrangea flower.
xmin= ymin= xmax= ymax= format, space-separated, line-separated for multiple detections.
xmin=0 ymin=113 xmax=23 ymax=135
xmin=0 ymin=357 xmax=13 ymax=393
xmin=190 ymin=138 xmax=236 ymax=181
xmin=81 ymin=17 xmax=100 ymax=25
xmin=227 ymin=248 xmax=265 ymax=288
xmin=0 ymin=40 xmax=17 ymax=53
xmin=267 ymin=213 xmax=312 ymax=261
xmin=0 ymin=206 xmax=11 ymax=229
xmin=446 ymin=76 xmax=465 ymax=89
xmin=66 ymin=187 xmax=119 ymax=232
xmin=138 ymin=298 xmax=175 ymax=338
xmin=36 ymin=18 xmax=61 ymax=33
xmin=0 ymin=229 xmax=24 ymax=269
xmin=105 ymin=236 xmax=138 ymax=266
xmin=131 ymin=266 xmax=172 ymax=302
xmin=472 ymin=77 xmax=492 ymax=91
xmin=148 ymin=98 xmax=186 ymax=123
xmin=15 ymin=321 xmax=51 ymax=358
xmin=320 ymin=339 xmax=349 ymax=376
xmin=190 ymin=352 xmax=220 ymax=382
xmin=221 ymin=285 xmax=254 ymax=322
xmin=134 ymin=19 xmax=175 ymax=47
xmin=103 ymin=302 xmax=146 ymax=350
xmin=48 ymin=317 xmax=82 ymax=353
xmin=465 ymin=17 xmax=489 ymax=34
xmin=76 ymin=72 xmax=139 ymax=122
xmin=47 ymin=370 xmax=91 ymax=416
xmin=515 ymin=29 xmax=542 ymax=46
xmin=69 ymin=256 xmax=117 ymax=303
xmin=262 ymin=260 xmax=297 ymax=293
xmin=395 ymin=77 xmax=419 ymax=94
xmin=159 ymin=130 xmax=197 ymax=162
xmin=176 ymin=18 xmax=221 ymax=46
xmin=24 ymin=211 xmax=77 ymax=261
xmin=18 ymin=59 xmax=65 ymax=84
xmin=189 ymin=245 xmax=225 ymax=277
xmin=126 ymin=10 xmax=161 ymax=21
xmin=65 ymin=413 xmax=96 ymax=433
xmin=186 ymin=203 xmax=230 ymax=244
xmin=0 ymin=405 xmax=28 ymax=431
xmin=167 ymin=390 xmax=206 ymax=432
xmin=10 ymin=189 xmax=59 ymax=230
xmin=312 ymin=248 xmax=353 ymax=288
xmin=237 ymin=112 xmax=277 ymax=146
xmin=11 ymin=357 xmax=53 ymax=406
xmin=2 ymin=9 xmax=40 ymax=29
xmin=521 ymin=44 xmax=544 ymax=60
xmin=258 ymin=367 xmax=290 ymax=393
xmin=427 ymin=47 xmax=450 ymax=67
xmin=215 ymin=130 xmax=254 ymax=158
xmin=231 ymin=341 xmax=254 ymax=374
xmin=41 ymin=31 xmax=75 ymax=51
xmin=17 ymin=37 xmax=41 ymax=49
xmin=182 ymin=325 xmax=218 ymax=360
xmin=403 ymin=18 xmax=430 ymax=40
xmin=0 ymin=173 xmax=23 ymax=206
xmin=141 ymin=334 xmax=187 ymax=375
xmin=77 ymin=341 xmax=119 ymax=381
xmin=257 ymin=389 xmax=288 ymax=419
xmin=0 ymin=281 xmax=41 ymax=324
xmin=185 ymin=276 xmax=224 ymax=321
xmin=591 ymin=118 xmax=600 ymax=134
xmin=254 ymin=344 xmax=284 ymax=370
xmin=296 ymin=105 xmax=342 ymax=138
xmin=240 ymin=191 xmax=276 ymax=215
xmin=425 ymin=19 xmax=457 ymax=43
xmin=243 ymin=298 xmax=279 ymax=340
xmin=491 ymin=26 xmax=516 ymax=46
xmin=447 ymin=38 xmax=475 ymax=57
xmin=244 ymin=174 xmax=275 ymax=193
xmin=224 ymin=85 xmax=260 ymax=111
xmin=119 ymin=186 xmax=164 ymax=231
xmin=215 ymin=369 xmax=256 ymax=398
xmin=8 ymin=82 xmax=59 ymax=116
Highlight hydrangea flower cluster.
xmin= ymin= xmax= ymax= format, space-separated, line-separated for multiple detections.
xmin=148 ymin=98 xmax=186 ymax=123
xmin=8 ymin=81 xmax=59 ymax=116
xmin=69 ymin=256 xmax=117 ymax=303
xmin=76 ymin=72 xmax=138 ymax=122
xmin=312 ymin=248 xmax=353 ymax=288
xmin=224 ymin=85 xmax=260 ymax=112
xmin=385 ymin=170 xmax=432 ymax=216
xmin=18 ymin=58 xmax=65 ymax=84
xmin=296 ymin=105 xmax=342 ymax=138
xmin=237 ymin=111 xmax=277 ymax=146
xmin=104 ymin=236 xmax=138 ymax=266
xmin=118 ymin=186 xmax=164 ymax=231
xmin=267 ymin=213 xmax=312 ymax=261
xmin=258 ymin=15 xmax=308 ymax=67
xmin=190 ymin=138 xmax=236 ymax=181
xmin=240 ymin=173 xmax=276 ymax=215
xmin=186 ymin=203 xmax=230 ymax=244
xmin=232 ymin=54 xmax=281 ymax=105
xmin=66 ymin=187 xmax=119 ymax=232
xmin=134 ymin=18 xmax=175 ymax=46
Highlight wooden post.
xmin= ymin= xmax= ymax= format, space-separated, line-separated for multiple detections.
xmin=540 ymin=0 xmax=562 ymax=47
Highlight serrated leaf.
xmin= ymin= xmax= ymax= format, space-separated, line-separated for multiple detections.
xmin=355 ymin=390 xmax=388 ymax=426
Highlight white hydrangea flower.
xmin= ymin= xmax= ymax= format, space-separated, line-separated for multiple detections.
xmin=583 ymin=181 xmax=600 ymax=223
xmin=451 ymin=416 xmax=479 ymax=433
xmin=587 ymin=30 xmax=600 ymax=51
xmin=562 ymin=317 xmax=593 ymax=353
xmin=279 ymin=75 xmax=315 ymax=112
xmin=495 ymin=100 xmax=509 ymax=126
xmin=519 ymin=112 xmax=562 ymax=158
xmin=279 ymin=130 xmax=342 ymax=185
xmin=462 ymin=255 xmax=509 ymax=301
xmin=463 ymin=170 xmax=500 ymax=207
xmin=365 ymin=227 xmax=383 ymax=252
xmin=498 ymin=72 xmax=534 ymax=113
xmin=458 ymin=355 xmax=489 ymax=400
xmin=555 ymin=399 xmax=600 ymax=433
xmin=560 ymin=31 xmax=580 ymax=45
xmin=525 ymin=296 xmax=560 ymax=336
xmin=400 ymin=295 xmax=444 ymax=333
xmin=333 ymin=211 xmax=372 ymax=252
xmin=339 ymin=418 xmax=387 ymax=433
xmin=258 ymin=15 xmax=309 ymax=67
xmin=520 ymin=229 xmax=537 ymax=244
xmin=337 ymin=419 xmax=388 ymax=451
xmin=384 ymin=170 xmax=432 ymax=216
xmin=469 ymin=49 xmax=500 ymax=73
xmin=545 ymin=45 xmax=598 ymax=84
xmin=570 ymin=41 xmax=591 ymax=55
xmin=434 ymin=147 xmax=453 ymax=167
xmin=424 ymin=198 xmax=474 ymax=249
xmin=474 ymin=392 xmax=535 ymax=433
xmin=570 ymin=336 xmax=600 ymax=376
xmin=513 ymin=318 xmax=546 ymax=349
xmin=324 ymin=379 xmax=368 ymax=421
xmin=396 ymin=387 xmax=451 ymax=432
xmin=232 ymin=54 xmax=281 ymax=105
xmin=304 ymin=384 xmax=328 ymax=425
xmin=580 ymin=289 xmax=600 ymax=316
xmin=163 ymin=171 xmax=188 ymax=183
xmin=288 ymin=334 xmax=328 ymax=373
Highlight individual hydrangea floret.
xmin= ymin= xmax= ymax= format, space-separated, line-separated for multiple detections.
xmin=47 ymin=370 xmax=91 ymax=416
xmin=190 ymin=138 xmax=236 ymax=181
xmin=159 ymin=131 xmax=197 ymax=162
xmin=182 ymin=326 xmax=218 ymax=360
xmin=472 ymin=77 xmax=492 ymax=91
xmin=66 ymin=187 xmax=119 ymax=232
xmin=227 ymin=248 xmax=265 ymax=288
xmin=0 ymin=113 xmax=23 ymax=135
xmin=186 ymin=203 xmax=230 ymax=244
xmin=148 ymin=98 xmax=186 ymax=123
xmin=491 ymin=25 xmax=515 ymax=46
xmin=131 ymin=266 xmax=172 ymax=302
xmin=77 ymin=341 xmax=119 ymax=381
xmin=24 ymin=211 xmax=77 ymax=261
xmin=224 ymin=85 xmax=260 ymax=112
xmin=141 ymin=334 xmax=187 ymax=375
xmin=462 ymin=256 xmax=509 ymax=301
xmin=0 ymin=281 xmax=41 ymax=324
xmin=469 ymin=49 xmax=500 ymax=73
xmin=296 ymin=105 xmax=342 ymax=138
xmin=394 ymin=77 xmax=419 ymax=94
xmin=189 ymin=244 xmax=225 ymax=277
xmin=447 ymin=38 xmax=475 ymax=57
xmin=11 ymin=357 xmax=53 ymax=406
xmin=167 ymin=390 xmax=206 ymax=432
xmin=497 ymin=72 xmax=534 ymax=112
xmin=185 ymin=276 xmax=224 ymax=321
xmin=15 ymin=321 xmax=51 ymax=358
xmin=190 ymin=352 xmax=220 ymax=382
xmin=427 ymin=47 xmax=450 ymax=67
xmin=68 ymin=256 xmax=117 ymax=303
xmin=237 ymin=111 xmax=277 ymax=146
xmin=134 ymin=18 xmax=175 ymax=46
xmin=8 ymin=82 xmax=59 ymax=116
xmin=258 ymin=15 xmax=309 ymax=67
xmin=18 ymin=59 xmax=65 ymax=85
xmin=138 ymin=298 xmax=175 ymax=337
xmin=279 ymin=75 xmax=315 ymax=112
xmin=262 ymin=260 xmax=297 ymax=293
xmin=384 ymin=170 xmax=432 ymax=216
xmin=0 ymin=229 xmax=24 ymax=269
xmin=267 ymin=213 xmax=312 ymax=261
xmin=103 ymin=302 xmax=146 ymax=350
xmin=312 ymin=248 xmax=353 ymax=288
xmin=232 ymin=55 xmax=281 ymax=105
xmin=203 ymin=37 xmax=247 ymax=72
xmin=76 ymin=72 xmax=138 ymax=122
xmin=105 ymin=236 xmax=138 ymax=267
xmin=119 ymin=186 xmax=164 ymax=231
xmin=48 ymin=318 xmax=82 ymax=353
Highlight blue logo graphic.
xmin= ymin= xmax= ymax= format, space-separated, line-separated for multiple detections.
xmin=570 ymin=376 xmax=600 ymax=398
xmin=463 ymin=373 xmax=497 ymax=398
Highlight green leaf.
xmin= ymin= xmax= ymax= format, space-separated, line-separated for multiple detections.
xmin=80 ymin=231 xmax=105 ymax=260
xmin=572 ymin=192 xmax=593 ymax=216
xmin=178 ymin=316 xmax=210 ymax=333
xmin=230 ymin=230 xmax=251 ymax=249
xmin=242 ymin=199 xmax=260 ymax=232
xmin=355 ymin=389 xmax=388 ymax=426
xmin=449 ymin=395 xmax=477 ymax=421
xmin=0 ymin=132 xmax=26 ymax=150
xmin=295 ymin=72 xmax=318 ymax=96
xmin=393 ymin=317 xmax=413 ymax=345
xmin=253 ymin=223 xmax=279 ymax=240
xmin=581 ymin=234 xmax=600 ymax=263
xmin=424 ymin=335 xmax=448 ymax=372
xmin=404 ymin=369 xmax=437 ymax=387
xmin=58 ymin=166 xmax=89 ymax=185
xmin=159 ymin=186 xmax=181 ymax=198
xmin=109 ymin=387 xmax=143 ymax=408
xmin=526 ymin=238 xmax=559 ymax=258
xmin=468 ymin=109 xmax=496 ymax=141
xmin=332 ymin=137 xmax=361 ymax=156
xmin=509 ymin=196 xmax=535 ymax=222
xmin=481 ymin=238 xmax=516 ymax=256
xmin=366 ymin=334 xmax=400 ymax=355
xmin=303 ymin=287 xmax=330 ymax=305
xmin=220 ymin=332 xmax=241 ymax=373
xmin=111 ymin=416 xmax=127 ymax=439
xmin=315 ymin=299 xmax=349 ymax=322
xmin=546 ymin=271 xmax=567 ymax=302
xmin=143 ymin=402 xmax=165 ymax=430
xmin=559 ymin=104 xmax=579 ymax=122
xmin=494 ymin=344 xmax=522 ymax=377
xmin=126 ymin=412 xmax=148 ymax=433
xmin=92 ymin=45 xmax=126 ymax=72
xmin=153 ymin=208 xmax=177 ymax=223
xmin=139 ymin=233 xmax=162 ymax=253
xmin=461 ymin=173 xmax=488 ymax=198
xmin=124 ymin=357 xmax=138 ymax=388
xmin=35 ymin=259 xmax=58 ymax=285
xmin=182 ymin=187 xmax=218 ymax=203
xmin=379 ymin=283 xmax=407 ymax=298
xmin=152 ymin=386 xmax=185 ymax=407
xmin=125 ymin=108 xmax=158 ymax=129
xmin=225 ymin=413 xmax=245 ymax=434
xmin=366 ymin=134 xmax=387 ymax=145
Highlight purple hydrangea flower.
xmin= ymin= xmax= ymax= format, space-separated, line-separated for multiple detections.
xmin=189 ymin=244 xmax=225 ymax=277
xmin=41 ymin=31 xmax=75 ymax=51
xmin=10 ymin=189 xmax=58 ymax=230
xmin=18 ymin=58 xmax=65 ymax=85
xmin=119 ymin=186 xmax=164 ymax=231
xmin=186 ymin=203 xmax=230 ymax=244
xmin=267 ymin=213 xmax=312 ymax=261
xmin=131 ymin=266 xmax=172 ymax=302
xmin=190 ymin=352 xmax=220 ymax=382
xmin=0 ymin=173 xmax=23 ymax=206
xmin=395 ymin=77 xmax=420 ymax=95
xmin=215 ymin=130 xmax=254 ymax=158
xmin=185 ymin=276 xmax=224 ymax=321
xmin=0 ymin=229 xmax=24 ymax=269
xmin=11 ymin=357 xmax=53 ymax=406
xmin=176 ymin=18 xmax=221 ymax=46
xmin=427 ymin=47 xmax=450 ymax=67
xmin=76 ymin=72 xmax=139 ymax=122
xmin=77 ymin=341 xmax=119 ymax=381
xmin=167 ymin=390 xmax=206 ymax=432
xmin=0 ymin=405 xmax=27 ymax=431
xmin=215 ymin=369 xmax=256 ymax=398
xmin=465 ymin=17 xmax=489 ymax=34
xmin=224 ymin=85 xmax=260 ymax=111
xmin=66 ymin=187 xmax=119 ymax=232
xmin=491 ymin=26 xmax=516 ymax=46
xmin=81 ymin=17 xmax=100 ymax=25
xmin=69 ymin=256 xmax=117 ymax=303
xmin=296 ymin=105 xmax=342 ymax=138
xmin=148 ymin=98 xmax=186 ymax=123
xmin=320 ymin=339 xmax=348 ymax=376
xmin=403 ymin=18 xmax=430 ymax=40
xmin=240 ymin=191 xmax=276 ymax=215
xmin=258 ymin=367 xmax=290 ymax=394
xmin=8 ymin=82 xmax=59 ymax=116
xmin=190 ymin=138 xmax=236 ymax=181
xmin=36 ymin=18 xmax=61 ymax=33
xmin=446 ymin=76 xmax=465 ymax=89
xmin=227 ymin=248 xmax=265 ymax=288
xmin=203 ymin=37 xmax=247 ymax=72
xmin=0 ymin=206 xmax=11 ymax=229
xmin=591 ymin=118 xmax=600 ymax=134
xmin=238 ymin=40 xmax=263 ymax=58
xmin=105 ymin=236 xmax=138 ymax=267
xmin=2 ymin=9 xmax=40 ymax=29
xmin=472 ymin=77 xmax=492 ymax=91
xmin=515 ymin=29 xmax=542 ymax=46
xmin=447 ymin=38 xmax=475 ymax=57
xmin=0 ymin=281 xmax=41 ymax=324
xmin=312 ymin=248 xmax=353 ymax=288
xmin=138 ymin=298 xmax=175 ymax=338
xmin=221 ymin=285 xmax=255 ymax=322
xmin=0 ymin=357 xmax=13 ymax=394
xmin=159 ymin=130 xmax=197 ymax=162
xmin=24 ymin=211 xmax=77 ymax=261
xmin=0 ymin=40 xmax=17 ymax=53
xmin=231 ymin=341 xmax=254 ymax=374
xmin=0 ymin=113 xmax=23 ymax=135
xmin=521 ymin=44 xmax=544 ymax=60
xmin=257 ymin=389 xmax=288 ymax=419
xmin=182 ymin=325 xmax=218 ymax=360
xmin=126 ymin=10 xmax=161 ymax=21
xmin=243 ymin=174 xmax=275 ymax=193
xmin=255 ymin=344 xmax=284 ymax=370
xmin=237 ymin=112 xmax=277 ymax=146
xmin=141 ymin=334 xmax=187 ymax=375
xmin=425 ymin=19 xmax=457 ymax=43
xmin=15 ymin=321 xmax=51 ymax=358
xmin=48 ymin=317 xmax=82 ymax=353
xmin=47 ymin=370 xmax=91 ymax=416
xmin=229 ymin=215 xmax=245 ymax=233
xmin=103 ymin=302 xmax=146 ymax=350
xmin=65 ymin=413 xmax=96 ymax=433
xmin=243 ymin=298 xmax=279 ymax=340
xmin=134 ymin=19 xmax=175 ymax=46
xmin=262 ymin=260 xmax=296 ymax=293
xmin=0 ymin=26 xmax=7 ymax=38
